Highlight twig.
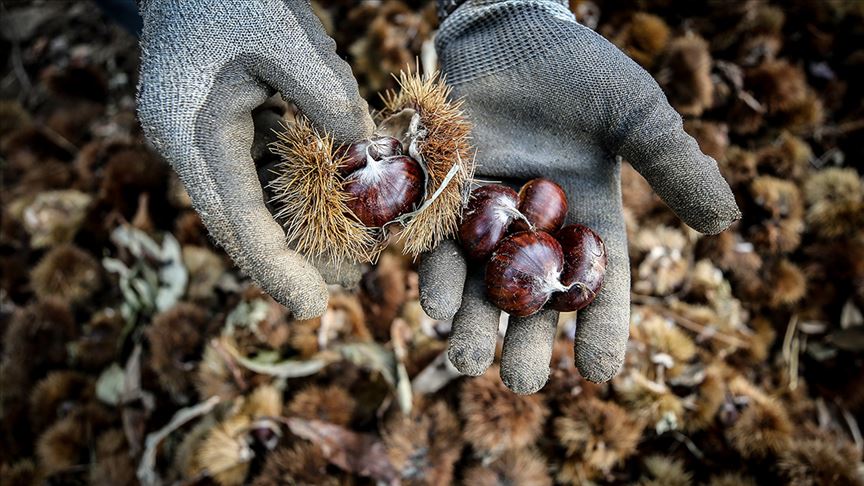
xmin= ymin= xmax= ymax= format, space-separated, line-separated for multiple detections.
xmin=813 ymin=119 xmax=864 ymax=138
xmin=137 ymin=396 xmax=221 ymax=486
xmin=673 ymin=431 xmax=705 ymax=460
xmin=631 ymin=294 xmax=748 ymax=348
xmin=837 ymin=401 xmax=863 ymax=454
xmin=210 ymin=338 xmax=248 ymax=392
xmin=782 ymin=314 xmax=800 ymax=390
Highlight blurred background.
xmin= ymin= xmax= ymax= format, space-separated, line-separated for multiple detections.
xmin=1 ymin=0 xmax=863 ymax=484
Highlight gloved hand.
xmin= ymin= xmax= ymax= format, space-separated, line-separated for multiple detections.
xmin=420 ymin=0 xmax=740 ymax=393
xmin=137 ymin=0 xmax=374 ymax=319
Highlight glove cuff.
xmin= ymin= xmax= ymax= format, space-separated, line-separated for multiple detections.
xmin=437 ymin=0 xmax=569 ymax=21
xmin=436 ymin=0 xmax=577 ymax=84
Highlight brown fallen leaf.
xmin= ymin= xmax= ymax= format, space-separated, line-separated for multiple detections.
xmin=285 ymin=417 xmax=399 ymax=484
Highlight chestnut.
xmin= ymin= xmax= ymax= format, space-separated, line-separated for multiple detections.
xmin=335 ymin=136 xmax=403 ymax=175
xmin=340 ymin=137 xmax=424 ymax=228
xmin=549 ymin=224 xmax=607 ymax=312
xmin=485 ymin=231 xmax=566 ymax=317
xmin=459 ymin=185 xmax=532 ymax=260
xmin=511 ymin=178 xmax=568 ymax=233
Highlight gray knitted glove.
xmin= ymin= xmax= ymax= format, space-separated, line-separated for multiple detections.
xmin=137 ymin=0 xmax=374 ymax=319
xmin=420 ymin=0 xmax=740 ymax=393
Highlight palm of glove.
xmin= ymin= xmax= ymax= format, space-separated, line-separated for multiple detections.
xmin=137 ymin=0 xmax=374 ymax=319
xmin=420 ymin=0 xmax=740 ymax=393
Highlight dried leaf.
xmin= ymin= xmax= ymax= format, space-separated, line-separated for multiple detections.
xmin=95 ymin=363 xmax=125 ymax=406
xmin=221 ymin=337 xmax=335 ymax=378
xmin=285 ymin=418 xmax=398 ymax=484
xmin=827 ymin=327 xmax=864 ymax=353
xmin=411 ymin=350 xmax=461 ymax=395
xmin=339 ymin=342 xmax=398 ymax=385
xmin=137 ymin=396 xmax=221 ymax=486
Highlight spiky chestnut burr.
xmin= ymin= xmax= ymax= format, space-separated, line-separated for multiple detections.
xmin=339 ymin=137 xmax=424 ymax=228
xmin=549 ymin=224 xmax=607 ymax=311
xmin=269 ymin=71 xmax=476 ymax=263
xmin=379 ymin=70 xmax=476 ymax=256
xmin=511 ymin=178 xmax=568 ymax=233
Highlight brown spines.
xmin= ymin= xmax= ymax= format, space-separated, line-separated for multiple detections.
xmin=29 ymin=371 xmax=94 ymax=433
xmin=145 ymin=303 xmax=207 ymax=401
xmin=777 ymin=438 xmax=863 ymax=486
xmin=804 ymin=167 xmax=864 ymax=239
xmin=745 ymin=176 xmax=804 ymax=254
xmin=659 ymin=34 xmax=714 ymax=117
xmin=555 ymin=396 xmax=644 ymax=482
xmin=251 ymin=443 xmax=341 ymax=486
xmin=269 ymin=117 xmax=377 ymax=266
xmin=723 ymin=376 xmax=793 ymax=459
xmin=30 ymin=244 xmax=103 ymax=306
xmin=611 ymin=13 xmax=671 ymax=68
xmin=747 ymin=60 xmax=808 ymax=115
xmin=89 ymin=429 xmax=137 ymax=486
xmin=383 ymin=400 xmax=461 ymax=485
xmin=765 ymin=259 xmax=807 ymax=308
xmin=462 ymin=448 xmax=551 ymax=486
xmin=459 ymin=366 xmax=549 ymax=454
xmin=381 ymin=70 xmax=476 ymax=257
xmin=638 ymin=455 xmax=693 ymax=486
xmin=72 ymin=310 xmax=124 ymax=371
xmin=285 ymin=385 xmax=356 ymax=427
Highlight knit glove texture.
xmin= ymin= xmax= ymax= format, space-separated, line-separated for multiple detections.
xmin=137 ymin=0 xmax=375 ymax=319
xmin=420 ymin=0 xmax=740 ymax=393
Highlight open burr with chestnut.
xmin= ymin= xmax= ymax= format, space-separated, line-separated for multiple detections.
xmin=336 ymin=136 xmax=425 ymax=228
xmin=458 ymin=179 xmax=607 ymax=317
xmin=268 ymin=71 xmax=475 ymax=266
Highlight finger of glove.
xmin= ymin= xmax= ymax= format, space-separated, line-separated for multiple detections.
xmin=611 ymin=65 xmax=740 ymax=235
xmin=252 ymin=7 xmax=374 ymax=143
xmin=560 ymin=177 xmax=631 ymax=383
xmin=500 ymin=309 xmax=558 ymax=394
xmin=310 ymin=255 xmax=365 ymax=289
xmin=190 ymin=65 xmax=328 ymax=319
xmin=447 ymin=269 xmax=501 ymax=376
xmin=419 ymin=240 xmax=468 ymax=320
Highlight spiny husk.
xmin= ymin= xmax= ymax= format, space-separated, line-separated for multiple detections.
xmin=380 ymin=70 xmax=475 ymax=257
xmin=268 ymin=118 xmax=379 ymax=265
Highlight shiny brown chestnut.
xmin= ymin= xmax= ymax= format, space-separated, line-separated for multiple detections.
xmin=485 ymin=231 xmax=566 ymax=317
xmin=341 ymin=142 xmax=424 ymax=228
xmin=549 ymin=224 xmax=607 ymax=311
xmin=510 ymin=178 xmax=568 ymax=233
xmin=335 ymin=136 xmax=403 ymax=175
xmin=459 ymin=185 xmax=533 ymax=260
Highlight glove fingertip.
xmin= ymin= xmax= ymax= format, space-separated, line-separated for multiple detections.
xmin=419 ymin=240 xmax=468 ymax=320
xmin=499 ymin=310 xmax=557 ymax=394
xmin=500 ymin=364 xmax=549 ymax=395
xmin=574 ymin=338 xmax=626 ymax=383
xmin=688 ymin=191 xmax=742 ymax=236
xmin=447 ymin=340 xmax=493 ymax=376
xmin=248 ymin=252 xmax=329 ymax=320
